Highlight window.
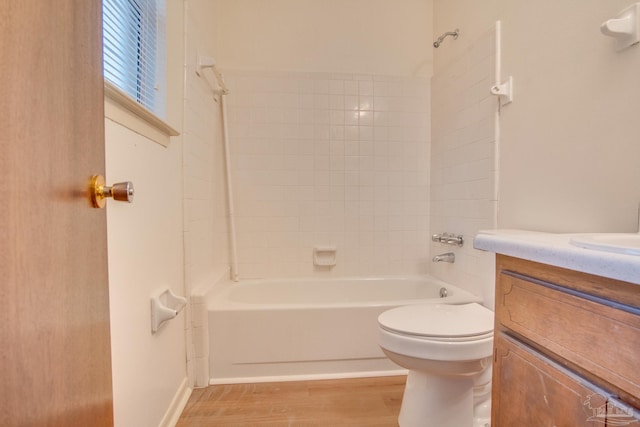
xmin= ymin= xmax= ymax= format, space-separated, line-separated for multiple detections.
xmin=103 ymin=0 xmax=166 ymax=118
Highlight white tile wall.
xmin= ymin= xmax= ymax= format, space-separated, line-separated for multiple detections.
xmin=182 ymin=11 xmax=230 ymax=387
xmin=224 ymin=70 xmax=431 ymax=278
xmin=430 ymin=26 xmax=498 ymax=307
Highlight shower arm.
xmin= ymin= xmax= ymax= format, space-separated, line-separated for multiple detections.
xmin=433 ymin=29 xmax=459 ymax=48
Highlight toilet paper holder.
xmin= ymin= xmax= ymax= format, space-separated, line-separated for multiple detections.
xmin=151 ymin=288 xmax=187 ymax=333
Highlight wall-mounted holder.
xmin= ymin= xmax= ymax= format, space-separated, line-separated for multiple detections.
xmin=601 ymin=3 xmax=640 ymax=51
xmin=151 ymin=288 xmax=187 ymax=334
xmin=195 ymin=53 xmax=229 ymax=95
xmin=490 ymin=76 xmax=513 ymax=105
xmin=313 ymin=246 xmax=337 ymax=267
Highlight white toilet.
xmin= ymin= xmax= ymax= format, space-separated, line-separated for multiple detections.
xmin=378 ymin=303 xmax=494 ymax=427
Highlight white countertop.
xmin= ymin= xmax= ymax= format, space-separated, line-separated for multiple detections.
xmin=474 ymin=229 xmax=640 ymax=285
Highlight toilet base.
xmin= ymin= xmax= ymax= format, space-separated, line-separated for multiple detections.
xmin=399 ymin=370 xmax=475 ymax=427
xmin=473 ymin=399 xmax=491 ymax=427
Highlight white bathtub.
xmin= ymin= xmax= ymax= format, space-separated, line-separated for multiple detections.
xmin=198 ymin=276 xmax=482 ymax=384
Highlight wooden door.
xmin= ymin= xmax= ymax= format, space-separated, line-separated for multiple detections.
xmin=0 ymin=1 xmax=113 ymax=426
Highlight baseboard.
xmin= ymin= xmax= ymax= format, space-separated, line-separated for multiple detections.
xmin=209 ymin=369 xmax=408 ymax=385
xmin=158 ymin=377 xmax=192 ymax=427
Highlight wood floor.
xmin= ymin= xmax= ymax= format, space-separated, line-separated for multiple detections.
xmin=176 ymin=376 xmax=406 ymax=426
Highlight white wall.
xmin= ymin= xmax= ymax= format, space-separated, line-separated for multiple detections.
xmin=435 ymin=0 xmax=640 ymax=233
xmin=499 ymin=1 xmax=640 ymax=232
xmin=432 ymin=0 xmax=497 ymax=77
xmin=106 ymin=120 xmax=186 ymax=427
xmin=215 ymin=0 xmax=433 ymax=77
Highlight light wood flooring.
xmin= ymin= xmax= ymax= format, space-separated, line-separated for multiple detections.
xmin=176 ymin=376 xmax=406 ymax=426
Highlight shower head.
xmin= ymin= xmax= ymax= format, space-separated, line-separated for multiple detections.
xmin=433 ymin=29 xmax=459 ymax=48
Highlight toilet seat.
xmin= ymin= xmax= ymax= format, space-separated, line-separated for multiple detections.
xmin=378 ymin=303 xmax=494 ymax=362
xmin=378 ymin=303 xmax=494 ymax=341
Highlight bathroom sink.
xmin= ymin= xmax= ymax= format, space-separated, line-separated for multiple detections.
xmin=569 ymin=233 xmax=640 ymax=256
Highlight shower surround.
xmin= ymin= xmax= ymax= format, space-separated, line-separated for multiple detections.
xmin=430 ymin=25 xmax=498 ymax=306
xmin=224 ymin=70 xmax=432 ymax=278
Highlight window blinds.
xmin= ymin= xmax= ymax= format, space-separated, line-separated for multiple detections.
xmin=103 ymin=0 xmax=166 ymax=117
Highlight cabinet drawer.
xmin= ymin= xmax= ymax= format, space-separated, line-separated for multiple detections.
xmin=492 ymin=333 xmax=609 ymax=426
xmin=497 ymin=271 xmax=640 ymax=402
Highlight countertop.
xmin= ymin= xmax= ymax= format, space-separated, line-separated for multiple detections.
xmin=474 ymin=229 xmax=640 ymax=285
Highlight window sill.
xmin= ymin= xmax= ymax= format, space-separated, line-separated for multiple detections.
xmin=104 ymin=80 xmax=179 ymax=147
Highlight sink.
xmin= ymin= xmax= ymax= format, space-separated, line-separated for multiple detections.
xmin=569 ymin=233 xmax=640 ymax=256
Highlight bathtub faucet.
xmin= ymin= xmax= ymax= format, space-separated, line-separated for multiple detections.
xmin=432 ymin=252 xmax=455 ymax=263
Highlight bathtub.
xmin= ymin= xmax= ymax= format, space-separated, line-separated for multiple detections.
xmin=197 ymin=276 xmax=482 ymax=385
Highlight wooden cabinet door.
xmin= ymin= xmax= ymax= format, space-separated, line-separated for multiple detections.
xmin=604 ymin=398 xmax=640 ymax=426
xmin=492 ymin=333 xmax=607 ymax=427
xmin=0 ymin=1 xmax=113 ymax=425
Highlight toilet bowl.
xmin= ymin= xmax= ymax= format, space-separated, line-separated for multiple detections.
xmin=378 ymin=302 xmax=494 ymax=427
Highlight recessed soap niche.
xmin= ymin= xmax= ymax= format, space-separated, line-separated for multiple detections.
xmin=313 ymin=246 xmax=337 ymax=267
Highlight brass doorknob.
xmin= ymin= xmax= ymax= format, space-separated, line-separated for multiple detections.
xmin=90 ymin=174 xmax=134 ymax=208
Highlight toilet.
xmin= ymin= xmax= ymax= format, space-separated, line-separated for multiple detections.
xmin=378 ymin=303 xmax=494 ymax=427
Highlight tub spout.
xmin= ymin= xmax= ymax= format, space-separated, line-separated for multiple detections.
xmin=432 ymin=252 xmax=455 ymax=263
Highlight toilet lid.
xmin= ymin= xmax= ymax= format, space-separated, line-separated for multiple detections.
xmin=378 ymin=303 xmax=494 ymax=338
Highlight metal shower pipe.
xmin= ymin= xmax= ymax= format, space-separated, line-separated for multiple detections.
xmin=433 ymin=29 xmax=459 ymax=48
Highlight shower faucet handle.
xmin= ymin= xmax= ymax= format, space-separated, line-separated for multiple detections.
xmin=431 ymin=233 xmax=464 ymax=247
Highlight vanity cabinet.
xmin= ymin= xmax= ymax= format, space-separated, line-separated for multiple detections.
xmin=492 ymin=255 xmax=640 ymax=426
